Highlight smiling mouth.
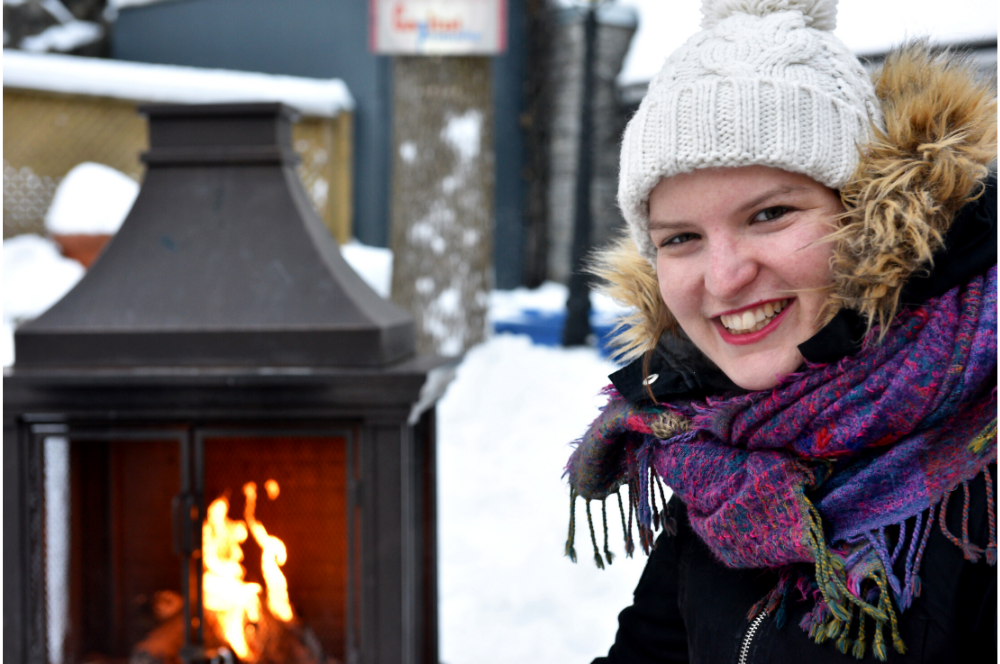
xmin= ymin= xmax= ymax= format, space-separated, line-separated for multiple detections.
xmin=718 ymin=299 xmax=792 ymax=335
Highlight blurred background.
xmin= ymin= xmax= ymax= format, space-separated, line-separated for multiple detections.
xmin=3 ymin=1 xmax=996 ymax=663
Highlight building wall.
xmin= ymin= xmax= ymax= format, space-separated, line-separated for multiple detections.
xmin=112 ymin=0 xmax=530 ymax=288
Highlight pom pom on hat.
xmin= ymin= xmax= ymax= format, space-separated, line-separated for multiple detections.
xmin=701 ymin=0 xmax=839 ymax=30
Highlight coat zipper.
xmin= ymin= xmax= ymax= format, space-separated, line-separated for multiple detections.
xmin=737 ymin=608 xmax=769 ymax=664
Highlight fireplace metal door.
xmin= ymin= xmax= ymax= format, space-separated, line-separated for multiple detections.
xmin=20 ymin=420 xmax=363 ymax=664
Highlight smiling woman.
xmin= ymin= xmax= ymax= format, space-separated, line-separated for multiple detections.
xmin=562 ymin=1 xmax=997 ymax=663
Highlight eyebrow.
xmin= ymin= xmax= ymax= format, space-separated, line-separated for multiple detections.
xmin=736 ymin=185 xmax=810 ymax=213
xmin=647 ymin=219 xmax=692 ymax=231
xmin=648 ymin=184 xmax=811 ymax=228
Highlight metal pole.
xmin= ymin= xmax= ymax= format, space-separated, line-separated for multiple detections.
xmin=562 ymin=2 xmax=598 ymax=346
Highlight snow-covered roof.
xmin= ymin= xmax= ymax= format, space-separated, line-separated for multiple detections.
xmin=2 ymin=49 xmax=355 ymax=117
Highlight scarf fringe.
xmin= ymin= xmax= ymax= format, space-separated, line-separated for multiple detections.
xmin=563 ymin=480 xmax=667 ymax=569
xmin=788 ymin=461 xmax=997 ymax=661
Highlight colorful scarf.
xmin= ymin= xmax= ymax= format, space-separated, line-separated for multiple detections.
xmin=565 ymin=267 xmax=997 ymax=661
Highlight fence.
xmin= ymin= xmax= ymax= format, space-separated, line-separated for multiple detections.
xmin=3 ymin=86 xmax=352 ymax=243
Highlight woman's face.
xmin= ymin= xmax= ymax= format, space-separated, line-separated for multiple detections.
xmin=647 ymin=166 xmax=841 ymax=391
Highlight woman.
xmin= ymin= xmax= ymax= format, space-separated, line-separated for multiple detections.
xmin=564 ymin=1 xmax=996 ymax=662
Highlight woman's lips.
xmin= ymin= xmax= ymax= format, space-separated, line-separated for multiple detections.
xmin=714 ymin=298 xmax=794 ymax=346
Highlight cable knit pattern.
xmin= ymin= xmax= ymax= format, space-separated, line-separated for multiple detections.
xmin=619 ymin=0 xmax=882 ymax=264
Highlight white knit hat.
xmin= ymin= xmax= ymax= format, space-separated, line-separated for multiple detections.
xmin=619 ymin=0 xmax=883 ymax=262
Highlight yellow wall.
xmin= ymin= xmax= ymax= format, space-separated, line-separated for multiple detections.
xmin=3 ymin=88 xmax=353 ymax=243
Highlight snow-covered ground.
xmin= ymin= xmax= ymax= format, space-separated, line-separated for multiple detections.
xmin=438 ymin=335 xmax=645 ymax=664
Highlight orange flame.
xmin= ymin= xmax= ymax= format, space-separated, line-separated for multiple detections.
xmin=201 ymin=480 xmax=293 ymax=660
xmin=243 ymin=482 xmax=293 ymax=622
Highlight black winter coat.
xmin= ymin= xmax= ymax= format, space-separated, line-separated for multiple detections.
xmin=590 ymin=182 xmax=998 ymax=664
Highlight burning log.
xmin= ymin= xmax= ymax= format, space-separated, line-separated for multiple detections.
xmin=132 ymin=480 xmax=338 ymax=664
xmin=131 ymin=604 xmax=331 ymax=664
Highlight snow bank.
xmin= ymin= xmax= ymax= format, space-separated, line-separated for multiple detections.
xmin=2 ymin=49 xmax=355 ymax=117
xmin=437 ymin=334 xmax=650 ymax=663
xmin=20 ymin=21 xmax=103 ymax=53
xmin=45 ymin=162 xmax=139 ymax=235
xmin=2 ymin=234 xmax=85 ymax=365
xmin=340 ymin=241 xmax=393 ymax=299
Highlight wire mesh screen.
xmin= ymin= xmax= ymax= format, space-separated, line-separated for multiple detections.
xmin=3 ymin=89 xmax=352 ymax=242
xmin=203 ymin=435 xmax=349 ymax=662
xmin=41 ymin=437 xmax=181 ymax=663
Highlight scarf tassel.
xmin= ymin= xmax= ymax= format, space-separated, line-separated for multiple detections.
xmin=564 ymin=472 xmax=675 ymax=568
xmin=586 ymin=500 xmax=605 ymax=569
xmin=564 ymin=487 xmax=578 ymax=563
xmin=619 ymin=488 xmax=635 ymax=558
xmin=804 ymin=501 xmax=905 ymax=661
xmin=601 ymin=497 xmax=615 ymax=565
xmin=937 ymin=465 xmax=997 ymax=565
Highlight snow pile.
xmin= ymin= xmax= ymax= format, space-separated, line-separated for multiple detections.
xmin=45 ymin=162 xmax=140 ymax=235
xmin=20 ymin=20 xmax=103 ymax=53
xmin=340 ymin=241 xmax=393 ymax=299
xmin=437 ymin=335 xmax=647 ymax=664
xmin=2 ymin=50 xmax=355 ymax=118
xmin=2 ymin=234 xmax=85 ymax=366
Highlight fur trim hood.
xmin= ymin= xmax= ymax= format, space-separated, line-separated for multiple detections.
xmin=595 ymin=44 xmax=997 ymax=363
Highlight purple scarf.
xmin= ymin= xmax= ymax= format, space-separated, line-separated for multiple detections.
xmin=565 ymin=267 xmax=997 ymax=660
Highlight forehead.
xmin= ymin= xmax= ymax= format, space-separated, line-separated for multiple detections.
xmin=648 ymin=165 xmax=824 ymax=215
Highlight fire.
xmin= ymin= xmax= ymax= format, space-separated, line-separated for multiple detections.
xmin=202 ymin=480 xmax=293 ymax=660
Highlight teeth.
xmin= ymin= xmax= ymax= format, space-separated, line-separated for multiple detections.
xmin=719 ymin=299 xmax=790 ymax=334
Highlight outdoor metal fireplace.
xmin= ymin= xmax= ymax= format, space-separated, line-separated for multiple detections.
xmin=4 ymin=103 xmax=447 ymax=664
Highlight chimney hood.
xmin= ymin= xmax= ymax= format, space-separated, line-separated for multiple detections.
xmin=14 ymin=102 xmax=414 ymax=368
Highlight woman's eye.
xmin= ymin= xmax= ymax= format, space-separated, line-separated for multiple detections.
xmin=661 ymin=232 xmax=698 ymax=247
xmin=752 ymin=206 xmax=791 ymax=222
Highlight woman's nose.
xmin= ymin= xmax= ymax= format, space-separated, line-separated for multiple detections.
xmin=705 ymin=238 xmax=758 ymax=301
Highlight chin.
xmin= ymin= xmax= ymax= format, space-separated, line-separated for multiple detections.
xmin=720 ymin=353 xmax=804 ymax=392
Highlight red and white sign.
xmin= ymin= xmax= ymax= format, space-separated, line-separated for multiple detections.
xmin=370 ymin=0 xmax=507 ymax=55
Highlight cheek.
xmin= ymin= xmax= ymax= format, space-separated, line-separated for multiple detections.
xmin=785 ymin=247 xmax=833 ymax=290
xmin=782 ymin=220 xmax=836 ymax=289
xmin=656 ymin=262 xmax=699 ymax=321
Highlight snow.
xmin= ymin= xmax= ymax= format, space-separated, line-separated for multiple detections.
xmin=20 ymin=21 xmax=103 ymax=53
xmin=441 ymin=110 xmax=483 ymax=163
xmin=45 ymin=162 xmax=140 ymax=235
xmin=2 ymin=50 xmax=355 ymax=118
xmin=618 ymin=0 xmax=997 ymax=84
xmin=437 ymin=335 xmax=647 ymax=664
xmin=2 ymin=234 xmax=86 ymax=366
xmin=38 ymin=0 xmax=75 ymax=23
xmin=339 ymin=240 xmax=393 ymax=299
